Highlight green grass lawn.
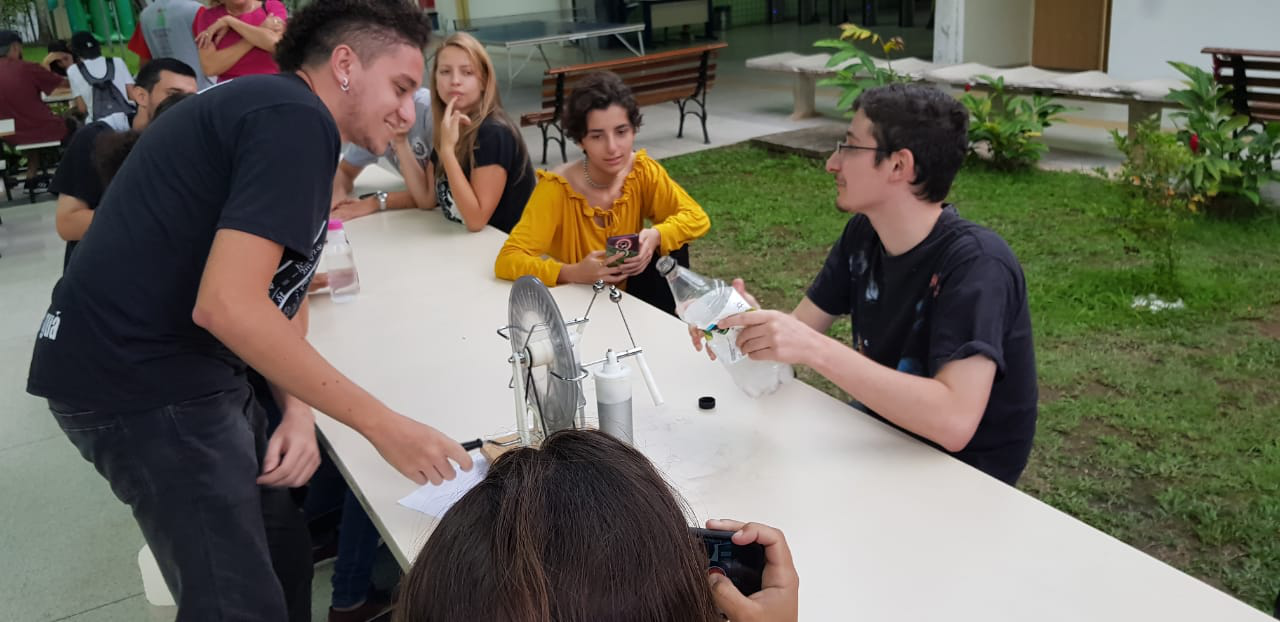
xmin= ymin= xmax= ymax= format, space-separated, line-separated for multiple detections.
xmin=663 ymin=144 xmax=1280 ymax=613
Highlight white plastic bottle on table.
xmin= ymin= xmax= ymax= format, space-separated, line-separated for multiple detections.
xmin=594 ymin=349 xmax=634 ymax=444
xmin=655 ymin=257 xmax=792 ymax=398
xmin=325 ymin=219 xmax=361 ymax=303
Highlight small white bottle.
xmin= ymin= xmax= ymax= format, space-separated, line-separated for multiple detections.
xmin=325 ymin=219 xmax=361 ymax=303
xmin=594 ymin=350 xmax=633 ymax=445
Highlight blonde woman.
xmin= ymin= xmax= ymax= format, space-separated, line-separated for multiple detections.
xmin=423 ymin=32 xmax=534 ymax=233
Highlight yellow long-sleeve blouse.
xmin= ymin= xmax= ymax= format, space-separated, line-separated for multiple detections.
xmin=494 ymin=150 xmax=711 ymax=287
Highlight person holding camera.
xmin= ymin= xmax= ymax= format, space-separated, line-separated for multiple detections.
xmin=395 ymin=429 xmax=799 ymax=622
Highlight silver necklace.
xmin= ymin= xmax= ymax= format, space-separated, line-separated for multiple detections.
xmin=583 ymin=158 xmax=611 ymax=190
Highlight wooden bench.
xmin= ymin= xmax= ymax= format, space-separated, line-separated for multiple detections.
xmin=1203 ymin=47 xmax=1280 ymax=123
xmin=519 ymin=42 xmax=727 ymax=164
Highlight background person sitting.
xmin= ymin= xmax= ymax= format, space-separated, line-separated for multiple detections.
xmin=66 ymin=31 xmax=135 ymax=131
xmin=495 ymin=71 xmax=710 ymax=315
xmin=330 ymin=86 xmax=433 ymax=222
xmin=0 ymin=29 xmax=73 ymax=191
xmin=53 ymin=58 xmax=197 ymax=269
xmin=419 ymin=32 xmax=534 ymax=233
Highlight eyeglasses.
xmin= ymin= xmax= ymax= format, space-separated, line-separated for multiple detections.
xmin=834 ymin=141 xmax=890 ymax=154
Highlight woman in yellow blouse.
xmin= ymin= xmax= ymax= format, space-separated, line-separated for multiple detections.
xmin=495 ymin=71 xmax=710 ymax=314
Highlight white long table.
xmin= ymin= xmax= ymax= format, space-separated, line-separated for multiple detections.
xmin=306 ymin=209 xmax=1269 ymax=620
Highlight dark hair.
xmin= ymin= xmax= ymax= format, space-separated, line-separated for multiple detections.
xmin=135 ymin=57 xmax=196 ymax=92
xmin=0 ymin=30 xmax=21 ymax=49
xmin=561 ymin=71 xmax=643 ymax=144
xmin=94 ymin=92 xmax=191 ymax=187
xmin=275 ymin=0 xmax=432 ymax=73
xmin=852 ymin=83 xmax=969 ymax=203
xmin=46 ymin=39 xmax=73 ymax=75
xmin=396 ymin=429 xmax=719 ymax=622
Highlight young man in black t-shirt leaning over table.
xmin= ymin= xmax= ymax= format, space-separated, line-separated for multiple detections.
xmin=700 ymin=84 xmax=1038 ymax=485
xmin=27 ymin=1 xmax=473 ymax=619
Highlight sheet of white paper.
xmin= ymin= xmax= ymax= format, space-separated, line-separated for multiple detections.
xmin=396 ymin=454 xmax=490 ymax=518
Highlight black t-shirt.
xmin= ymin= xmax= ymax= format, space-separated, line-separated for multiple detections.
xmin=27 ymin=74 xmax=339 ymax=411
xmin=50 ymin=119 xmax=115 ymax=269
xmin=431 ymin=116 xmax=534 ymax=233
xmin=807 ymin=207 xmax=1038 ymax=485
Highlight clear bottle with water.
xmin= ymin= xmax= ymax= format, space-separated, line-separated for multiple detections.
xmin=655 ymin=257 xmax=792 ymax=398
xmin=325 ymin=219 xmax=360 ymax=303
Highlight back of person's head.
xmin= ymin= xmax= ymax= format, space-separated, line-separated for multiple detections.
xmin=0 ymin=30 xmax=22 ymax=57
xmin=429 ymin=31 xmax=527 ymax=176
xmin=561 ymin=71 xmax=644 ymax=144
xmin=274 ymin=0 xmax=431 ymax=73
xmin=95 ymin=91 xmax=192 ymax=187
xmin=135 ymin=57 xmax=196 ymax=92
xmin=396 ymin=429 xmax=719 ymax=622
xmin=852 ymin=83 xmax=968 ymax=203
xmin=70 ymin=31 xmax=102 ymax=60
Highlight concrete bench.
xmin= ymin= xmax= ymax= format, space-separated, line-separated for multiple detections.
xmin=746 ymin=52 xmax=1183 ymax=134
xmin=745 ymin=52 xmax=936 ymax=119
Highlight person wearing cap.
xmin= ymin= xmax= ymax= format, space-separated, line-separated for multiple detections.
xmin=0 ymin=29 xmax=73 ymax=186
xmin=66 ymin=31 xmax=136 ymax=130
xmin=691 ymin=84 xmax=1038 ymax=486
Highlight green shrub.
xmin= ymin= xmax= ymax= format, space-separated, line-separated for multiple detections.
xmin=960 ymin=75 xmax=1074 ymax=170
xmin=1109 ymin=119 xmax=1197 ymax=291
xmin=1165 ymin=61 xmax=1280 ymax=215
xmin=813 ymin=23 xmax=911 ymax=114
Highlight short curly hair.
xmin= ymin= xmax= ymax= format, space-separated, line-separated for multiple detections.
xmin=275 ymin=0 xmax=432 ymax=73
xmin=561 ymin=71 xmax=643 ymax=144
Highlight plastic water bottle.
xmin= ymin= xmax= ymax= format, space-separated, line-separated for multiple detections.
xmin=594 ymin=349 xmax=633 ymax=444
xmin=655 ymin=257 xmax=792 ymax=398
xmin=325 ymin=219 xmax=360 ymax=303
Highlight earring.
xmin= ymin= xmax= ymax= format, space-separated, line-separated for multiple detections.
xmin=340 ymin=77 xmax=350 ymax=92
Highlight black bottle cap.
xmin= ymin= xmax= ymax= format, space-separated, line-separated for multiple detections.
xmin=698 ymin=396 xmax=716 ymax=410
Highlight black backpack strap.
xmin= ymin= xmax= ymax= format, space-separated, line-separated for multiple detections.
xmin=75 ymin=58 xmax=115 ymax=86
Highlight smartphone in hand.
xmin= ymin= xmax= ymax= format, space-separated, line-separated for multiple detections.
xmin=692 ymin=527 xmax=766 ymax=596
xmin=605 ymin=233 xmax=640 ymax=268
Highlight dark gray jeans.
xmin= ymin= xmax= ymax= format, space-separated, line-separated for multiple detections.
xmin=49 ymin=382 xmax=311 ymax=622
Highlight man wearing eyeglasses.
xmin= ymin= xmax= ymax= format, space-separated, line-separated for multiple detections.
xmin=705 ymin=83 xmax=1038 ymax=485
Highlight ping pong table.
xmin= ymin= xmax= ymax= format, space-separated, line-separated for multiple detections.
xmin=454 ymin=10 xmax=646 ymax=88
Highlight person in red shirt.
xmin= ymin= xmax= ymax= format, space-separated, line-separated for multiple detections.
xmin=193 ymin=0 xmax=288 ymax=82
xmin=0 ymin=30 xmax=73 ymax=185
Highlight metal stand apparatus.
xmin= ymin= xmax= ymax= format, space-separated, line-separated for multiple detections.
xmin=498 ymin=278 xmax=663 ymax=447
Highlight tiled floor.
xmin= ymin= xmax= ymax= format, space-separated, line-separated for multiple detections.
xmin=0 ymin=19 xmax=1134 ymax=622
